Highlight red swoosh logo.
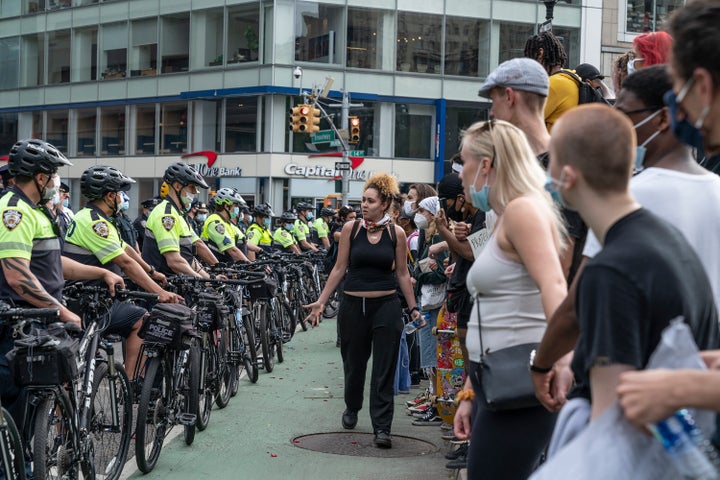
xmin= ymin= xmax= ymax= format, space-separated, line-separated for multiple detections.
xmin=181 ymin=151 xmax=219 ymax=167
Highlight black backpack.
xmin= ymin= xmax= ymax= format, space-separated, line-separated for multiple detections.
xmin=554 ymin=69 xmax=611 ymax=105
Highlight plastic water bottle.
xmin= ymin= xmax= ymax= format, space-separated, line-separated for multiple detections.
xmin=404 ymin=312 xmax=430 ymax=335
xmin=650 ymin=409 xmax=720 ymax=479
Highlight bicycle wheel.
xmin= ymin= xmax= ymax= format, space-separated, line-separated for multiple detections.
xmin=32 ymin=392 xmax=77 ymax=480
xmin=196 ymin=341 xmax=213 ymax=432
xmin=279 ymin=297 xmax=296 ymax=342
xmin=242 ymin=311 xmax=259 ymax=384
xmin=135 ymin=356 xmax=167 ymax=474
xmin=228 ymin=322 xmax=241 ymax=397
xmin=89 ymin=361 xmax=132 ymax=480
xmin=184 ymin=345 xmax=200 ymax=445
xmin=293 ymin=291 xmax=309 ymax=332
xmin=256 ymin=302 xmax=274 ymax=373
xmin=323 ymin=290 xmax=340 ymax=319
xmin=214 ymin=328 xmax=232 ymax=409
xmin=0 ymin=407 xmax=27 ymax=480
xmin=271 ymin=302 xmax=284 ymax=364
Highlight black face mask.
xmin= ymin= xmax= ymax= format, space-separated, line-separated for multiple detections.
xmin=442 ymin=196 xmax=465 ymax=222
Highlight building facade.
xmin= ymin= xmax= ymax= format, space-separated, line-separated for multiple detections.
xmin=0 ymin=0 xmax=588 ymax=212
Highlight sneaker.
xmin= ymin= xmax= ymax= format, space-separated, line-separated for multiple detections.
xmin=446 ymin=455 xmax=467 ymax=469
xmin=441 ymin=431 xmax=459 ymax=441
xmin=444 ymin=443 xmax=468 ymax=460
xmin=440 ymin=421 xmax=453 ymax=431
xmin=407 ymin=402 xmax=431 ymax=415
xmin=342 ymin=409 xmax=358 ymax=430
xmin=405 ymin=391 xmax=429 ymax=408
xmin=412 ymin=407 xmax=442 ymax=426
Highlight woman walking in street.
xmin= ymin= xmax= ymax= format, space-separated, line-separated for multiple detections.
xmin=305 ymin=173 xmax=422 ymax=449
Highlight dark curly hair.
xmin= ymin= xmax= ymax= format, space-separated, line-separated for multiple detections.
xmin=621 ymin=65 xmax=671 ymax=110
xmin=524 ymin=31 xmax=568 ymax=71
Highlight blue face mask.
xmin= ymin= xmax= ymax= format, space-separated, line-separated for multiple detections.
xmin=468 ymin=165 xmax=491 ymax=212
xmin=664 ymin=87 xmax=705 ymax=160
xmin=306 ymin=211 xmax=314 ymax=220
xmin=120 ymin=200 xmax=130 ymax=211
xmin=197 ymin=214 xmax=207 ymax=222
xmin=632 ymin=109 xmax=663 ymax=171
xmin=284 ymin=224 xmax=294 ymax=232
xmin=231 ymin=206 xmax=239 ymax=219
xmin=263 ymin=218 xmax=271 ymax=228
xmin=544 ymin=174 xmax=565 ymax=206
xmin=62 ymin=199 xmax=69 ymax=208
xmin=247 ymin=215 xmax=253 ymax=224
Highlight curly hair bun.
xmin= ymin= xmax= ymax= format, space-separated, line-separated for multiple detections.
xmin=364 ymin=172 xmax=399 ymax=201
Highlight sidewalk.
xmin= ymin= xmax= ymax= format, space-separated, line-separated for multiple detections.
xmin=120 ymin=317 xmax=462 ymax=480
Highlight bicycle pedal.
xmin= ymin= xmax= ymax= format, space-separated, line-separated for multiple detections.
xmin=176 ymin=413 xmax=197 ymax=426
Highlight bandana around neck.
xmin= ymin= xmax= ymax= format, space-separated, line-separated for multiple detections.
xmin=362 ymin=214 xmax=391 ymax=233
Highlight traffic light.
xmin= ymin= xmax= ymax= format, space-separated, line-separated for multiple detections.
xmin=289 ymin=104 xmax=306 ymax=133
xmin=349 ymin=116 xmax=360 ymax=144
xmin=305 ymin=106 xmax=321 ymax=134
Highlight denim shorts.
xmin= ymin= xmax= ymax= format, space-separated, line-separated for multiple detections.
xmin=418 ymin=308 xmax=439 ymax=369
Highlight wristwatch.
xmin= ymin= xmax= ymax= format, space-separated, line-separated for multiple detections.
xmin=528 ymin=349 xmax=553 ymax=374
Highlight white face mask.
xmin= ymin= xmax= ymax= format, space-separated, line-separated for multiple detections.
xmin=413 ymin=212 xmax=429 ymax=230
xmin=44 ymin=174 xmax=60 ymax=202
xmin=403 ymin=200 xmax=416 ymax=216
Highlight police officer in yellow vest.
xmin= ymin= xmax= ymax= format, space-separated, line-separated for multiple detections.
xmin=313 ymin=207 xmax=336 ymax=248
xmin=64 ymin=165 xmax=183 ymax=378
xmin=246 ymin=203 xmax=274 ymax=260
xmin=142 ymin=162 xmax=219 ymax=278
xmin=0 ymin=140 xmax=124 ymax=405
xmin=292 ymin=202 xmax=319 ymax=252
xmin=273 ymin=211 xmax=301 ymax=254
xmin=202 ymin=187 xmax=250 ymax=264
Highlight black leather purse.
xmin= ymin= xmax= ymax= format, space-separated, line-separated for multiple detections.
xmin=476 ymin=295 xmax=540 ymax=411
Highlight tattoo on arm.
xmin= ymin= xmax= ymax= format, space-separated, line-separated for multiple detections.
xmin=1 ymin=258 xmax=63 ymax=308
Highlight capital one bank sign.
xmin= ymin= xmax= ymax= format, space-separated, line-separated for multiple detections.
xmin=283 ymin=163 xmax=373 ymax=180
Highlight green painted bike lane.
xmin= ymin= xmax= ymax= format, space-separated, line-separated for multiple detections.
xmin=122 ymin=318 xmax=451 ymax=480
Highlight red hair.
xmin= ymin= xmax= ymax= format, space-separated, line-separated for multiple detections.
xmin=632 ymin=31 xmax=673 ymax=67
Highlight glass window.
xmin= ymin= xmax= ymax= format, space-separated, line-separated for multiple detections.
xmin=552 ymin=27 xmax=580 ymax=69
xmin=295 ymin=2 xmax=344 ymax=65
xmin=626 ymin=0 xmax=684 ymax=33
xmin=47 ymin=110 xmax=69 ymax=154
xmin=161 ymin=14 xmax=190 ymax=74
xmin=135 ymin=104 xmax=156 ymax=155
xmin=100 ymin=106 xmax=126 ymax=156
xmin=227 ymin=4 xmax=261 ymax=65
xmin=24 ymin=0 xmax=44 ymax=14
xmin=498 ymin=22 xmax=534 ymax=65
xmin=76 ymin=108 xmax=97 ymax=157
xmin=444 ymin=105 xmax=488 ymax=162
xmin=445 ymin=17 xmax=489 ymax=77
xmin=194 ymin=8 xmax=224 ymax=67
xmin=102 ymin=23 xmax=128 ymax=79
xmin=130 ymin=18 xmax=158 ymax=77
xmin=22 ymin=33 xmax=45 ymax=87
xmin=191 ymin=100 xmax=220 ymax=151
xmin=394 ymin=104 xmax=432 ymax=159
xmin=0 ymin=113 xmax=18 ymax=158
xmin=1 ymin=2 xmax=22 ymax=17
xmin=346 ymin=8 xmax=383 ymax=70
xmin=160 ymin=103 xmax=188 ymax=154
xmin=396 ymin=12 xmax=442 ymax=74
xmin=0 ymin=37 xmax=20 ymax=90
xmin=74 ymin=27 xmax=97 ymax=82
xmin=48 ymin=29 xmax=71 ymax=84
xmin=225 ymin=98 xmax=258 ymax=152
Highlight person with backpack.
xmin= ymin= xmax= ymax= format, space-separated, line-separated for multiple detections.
xmin=304 ymin=172 xmax=421 ymax=449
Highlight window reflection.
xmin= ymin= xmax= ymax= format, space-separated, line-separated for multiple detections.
xmin=46 ymin=110 xmax=69 ymax=154
xmin=161 ymin=14 xmax=189 ymax=73
xmin=76 ymin=108 xmax=97 ymax=156
xmin=160 ymin=103 xmax=188 ymax=154
xmin=135 ymin=105 xmax=156 ymax=155
xmin=225 ymin=99 xmax=257 ymax=152
xmin=397 ymin=12 xmax=442 ymax=74
xmin=295 ymin=2 xmax=344 ymax=65
xmin=227 ymin=5 xmax=260 ymax=64
xmin=48 ymin=30 xmax=70 ymax=84
xmin=347 ymin=8 xmax=383 ymax=70
xmin=395 ymin=104 xmax=432 ymax=159
xmin=100 ymin=106 xmax=126 ymax=156
xmin=626 ymin=0 xmax=683 ymax=33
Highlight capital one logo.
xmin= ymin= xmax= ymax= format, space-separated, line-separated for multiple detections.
xmin=181 ymin=151 xmax=218 ymax=167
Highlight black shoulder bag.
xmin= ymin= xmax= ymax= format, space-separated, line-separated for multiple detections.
xmin=476 ymin=294 xmax=540 ymax=411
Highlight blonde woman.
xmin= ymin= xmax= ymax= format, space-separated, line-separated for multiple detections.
xmin=305 ymin=173 xmax=421 ymax=449
xmin=453 ymin=120 xmax=567 ymax=479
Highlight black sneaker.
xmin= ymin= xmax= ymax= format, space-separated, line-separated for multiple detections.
xmin=444 ymin=443 xmax=468 ymax=460
xmin=374 ymin=430 xmax=392 ymax=448
xmin=446 ymin=455 xmax=467 ymax=469
xmin=342 ymin=409 xmax=358 ymax=429
xmin=412 ymin=407 xmax=442 ymax=426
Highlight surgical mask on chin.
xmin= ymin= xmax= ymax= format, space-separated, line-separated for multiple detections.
xmin=403 ymin=200 xmax=416 ymax=216
xmin=663 ymin=89 xmax=706 ymax=160
xmin=468 ymin=167 xmax=491 ymax=212
xmin=413 ymin=212 xmax=429 ymax=230
xmin=632 ymin=109 xmax=663 ymax=171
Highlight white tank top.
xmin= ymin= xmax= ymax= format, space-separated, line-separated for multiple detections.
xmin=465 ymin=232 xmax=547 ymax=363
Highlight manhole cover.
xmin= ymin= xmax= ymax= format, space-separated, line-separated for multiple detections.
xmin=292 ymin=432 xmax=438 ymax=458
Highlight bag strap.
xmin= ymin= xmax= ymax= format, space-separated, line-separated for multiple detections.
xmin=475 ymin=294 xmax=485 ymax=361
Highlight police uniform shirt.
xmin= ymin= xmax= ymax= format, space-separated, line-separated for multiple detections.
xmin=292 ymin=218 xmax=310 ymax=243
xmin=63 ymin=204 xmax=125 ymax=277
xmin=201 ymin=213 xmax=236 ymax=262
xmin=231 ymin=223 xmax=248 ymax=256
xmin=273 ymin=226 xmax=297 ymax=250
xmin=313 ymin=218 xmax=329 ymax=239
xmin=246 ymin=222 xmax=272 ymax=247
xmin=142 ymin=198 xmax=198 ymax=275
xmin=0 ymin=187 xmax=64 ymax=304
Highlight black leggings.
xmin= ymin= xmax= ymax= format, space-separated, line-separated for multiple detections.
xmin=467 ymin=361 xmax=557 ymax=480
xmin=339 ymin=293 xmax=403 ymax=434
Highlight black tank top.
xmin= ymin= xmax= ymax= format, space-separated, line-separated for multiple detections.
xmin=344 ymin=226 xmax=396 ymax=292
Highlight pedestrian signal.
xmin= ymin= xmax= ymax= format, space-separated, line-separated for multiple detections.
xmin=349 ymin=117 xmax=360 ymax=144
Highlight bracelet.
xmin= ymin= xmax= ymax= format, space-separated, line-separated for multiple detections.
xmin=455 ymin=389 xmax=475 ymax=405
xmin=529 ymin=349 xmax=553 ymax=374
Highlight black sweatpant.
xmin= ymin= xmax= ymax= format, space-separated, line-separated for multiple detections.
xmin=466 ymin=361 xmax=557 ymax=480
xmin=339 ymin=293 xmax=403 ymax=434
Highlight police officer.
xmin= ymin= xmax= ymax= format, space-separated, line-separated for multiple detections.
xmin=0 ymin=164 xmax=15 ymax=195
xmin=0 ymin=140 xmax=124 ymax=404
xmin=246 ymin=203 xmax=274 ymax=260
xmin=273 ymin=211 xmax=301 ymax=254
xmin=293 ymin=202 xmax=319 ymax=252
xmin=201 ymin=187 xmax=250 ymax=264
xmin=313 ymin=207 xmax=336 ymax=249
xmin=186 ymin=199 xmax=203 ymax=237
xmin=115 ymin=191 xmax=139 ymax=252
xmin=64 ymin=165 xmax=182 ymax=378
xmin=142 ymin=162 xmax=218 ymax=278
xmin=133 ymin=197 xmax=159 ymax=251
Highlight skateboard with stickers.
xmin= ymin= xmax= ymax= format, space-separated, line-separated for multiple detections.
xmin=432 ymin=304 xmax=465 ymax=425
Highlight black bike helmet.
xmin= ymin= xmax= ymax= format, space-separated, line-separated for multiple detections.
xmin=80 ymin=166 xmax=136 ymax=200
xmin=253 ymin=203 xmax=274 ymax=218
xmin=295 ymin=201 xmax=313 ymax=212
xmin=280 ymin=211 xmax=297 ymax=222
xmin=163 ymin=162 xmax=209 ymax=189
xmin=213 ymin=187 xmax=243 ymax=207
xmin=320 ymin=207 xmax=336 ymax=218
xmin=338 ymin=205 xmax=355 ymax=220
xmin=8 ymin=139 xmax=72 ymax=177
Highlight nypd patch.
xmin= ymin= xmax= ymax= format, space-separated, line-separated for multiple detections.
xmin=162 ymin=216 xmax=175 ymax=231
xmin=2 ymin=209 xmax=22 ymax=230
xmin=215 ymin=223 xmax=226 ymax=235
xmin=92 ymin=221 xmax=110 ymax=238
xmin=247 ymin=231 xmax=255 ymax=240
